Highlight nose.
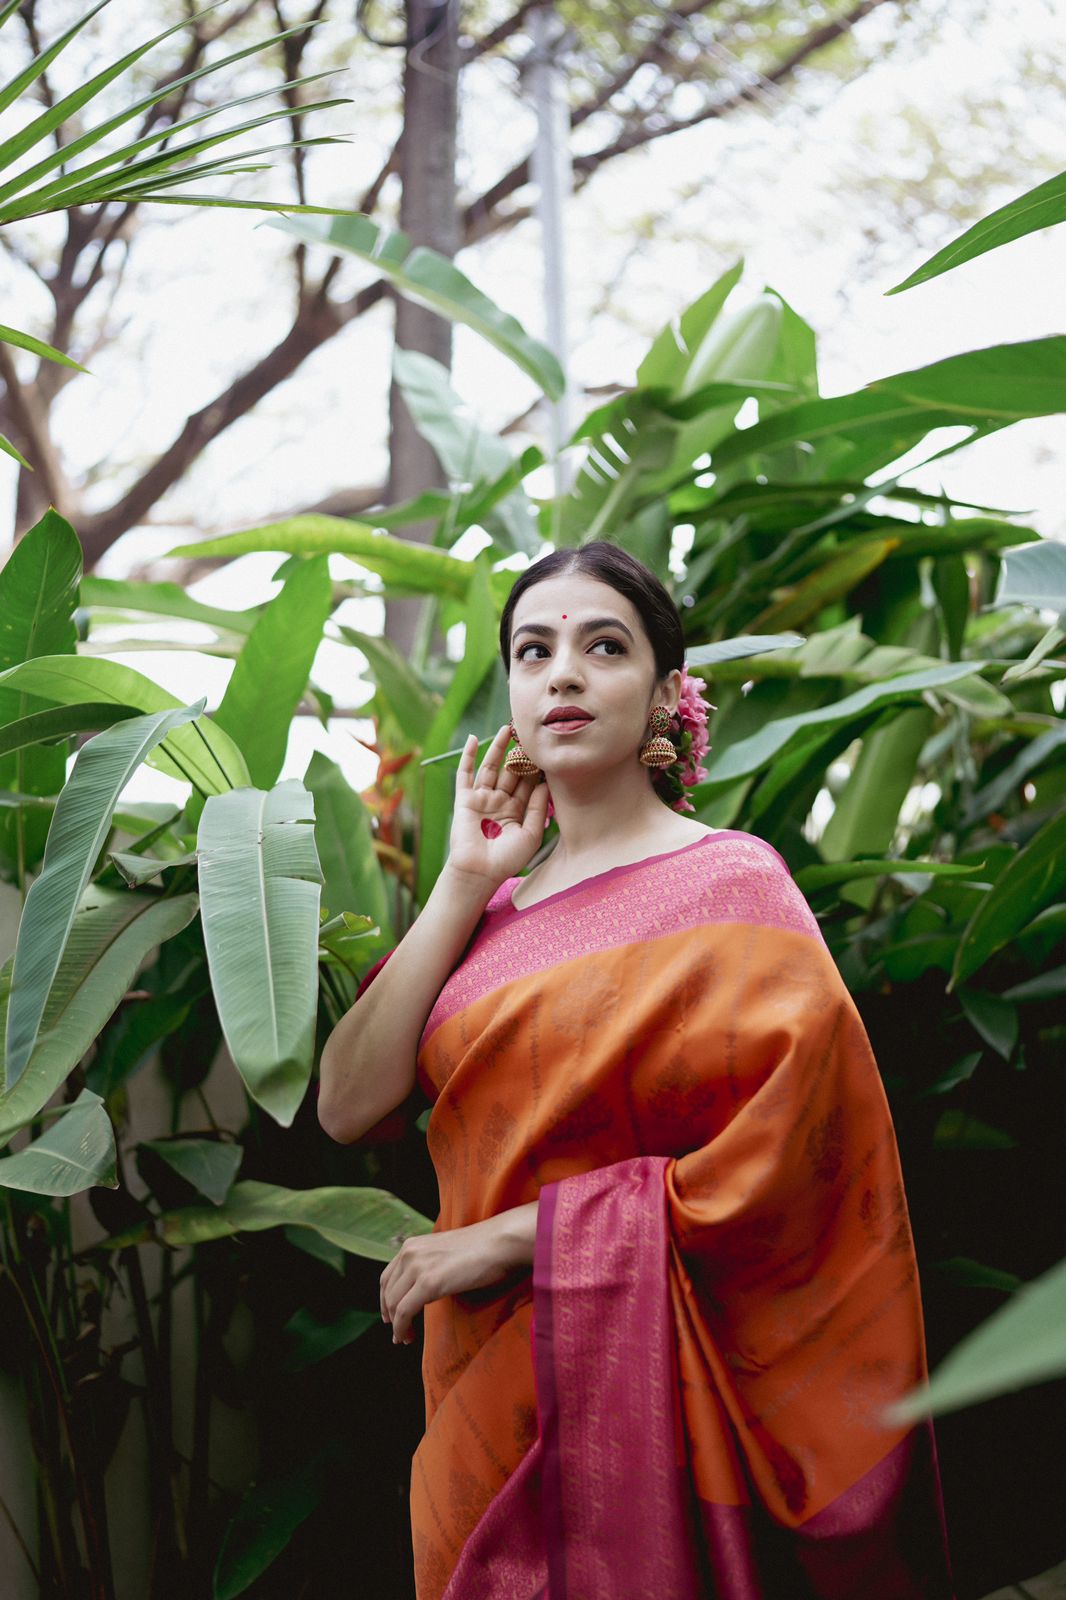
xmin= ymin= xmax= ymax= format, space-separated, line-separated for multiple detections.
xmin=547 ymin=638 xmax=586 ymax=695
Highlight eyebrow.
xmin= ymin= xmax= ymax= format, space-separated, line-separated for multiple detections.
xmin=512 ymin=616 xmax=636 ymax=645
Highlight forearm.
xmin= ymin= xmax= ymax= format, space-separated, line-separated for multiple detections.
xmin=492 ymin=1199 xmax=539 ymax=1271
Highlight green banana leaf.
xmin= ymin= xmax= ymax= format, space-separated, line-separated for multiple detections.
xmin=335 ymin=625 xmax=439 ymax=745
xmin=0 ymin=655 xmax=249 ymax=795
xmin=305 ymin=752 xmax=394 ymax=946
xmin=98 ymin=1177 xmax=433 ymax=1262
xmin=0 ymin=509 xmax=82 ymax=872
xmin=109 ymin=848 xmax=198 ymax=886
xmin=136 ymin=1136 xmax=243 ymax=1206
xmin=163 ymin=517 xmax=485 ymax=602
xmin=213 ymin=1446 xmax=339 ymax=1600
xmin=196 ymin=782 xmax=324 ymax=1128
xmin=78 ymin=575 xmax=260 ymax=637
xmin=884 ymin=1256 xmax=1066 ymax=1422
xmin=5 ymin=700 xmax=207 ymax=1090
xmin=267 ymin=211 xmax=564 ymax=399
xmin=0 ymin=701 xmax=142 ymax=758
xmin=0 ymin=887 xmax=199 ymax=1145
xmin=0 ymin=1087 xmax=116 ymax=1195
xmin=212 ymin=554 xmax=332 ymax=788
xmin=703 ymin=662 xmax=983 ymax=786
xmin=708 ymin=338 xmax=1066 ymax=476
xmin=886 ymin=169 xmax=1066 ymax=295
xmin=636 ymin=259 xmax=746 ymax=389
xmin=951 ymin=806 xmax=1066 ymax=988
xmin=989 ymin=538 xmax=1066 ymax=616
xmin=280 ymin=1306 xmax=379 ymax=1371
xmin=391 ymin=348 xmax=542 ymax=556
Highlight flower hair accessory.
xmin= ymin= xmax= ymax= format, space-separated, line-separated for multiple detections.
xmin=538 ymin=661 xmax=715 ymax=822
xmin=652 ymin=661 xmax=715 ymax=813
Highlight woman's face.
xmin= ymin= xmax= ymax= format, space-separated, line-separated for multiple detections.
xmin=507 ymin=572 xmax=678 ymax=778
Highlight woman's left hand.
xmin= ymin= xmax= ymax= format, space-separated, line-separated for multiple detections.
xmin=379 ymin=1213 xmax=525 ymax=1345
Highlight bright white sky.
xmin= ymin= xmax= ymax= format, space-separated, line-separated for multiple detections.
xmin=6 ymin=0 xmax=1065 ymax=806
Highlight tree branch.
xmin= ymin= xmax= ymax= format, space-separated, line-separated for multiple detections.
xmin=69 ymin=0 xmax=896 ymax=562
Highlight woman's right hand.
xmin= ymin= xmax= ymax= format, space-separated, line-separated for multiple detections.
xmin=446 ymin=723 xmax=550 ymax=889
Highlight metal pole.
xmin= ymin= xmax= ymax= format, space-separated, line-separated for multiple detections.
xmin=522 ymin=5 xmax=577 ymax=500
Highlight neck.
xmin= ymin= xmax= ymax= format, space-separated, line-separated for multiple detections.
xmin=544 ymin=759 xmax=669 ymax=861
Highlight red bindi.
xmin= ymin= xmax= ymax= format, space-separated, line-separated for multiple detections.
xmin=562 ymin=614 xmax=567 ymax=618
xmin=480 ymin=818 xmax=502 ymax=839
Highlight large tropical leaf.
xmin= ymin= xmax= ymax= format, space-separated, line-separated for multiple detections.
xmin=163 ymin=518 xmax=482 ymax=602
xmin=988 ymin=539 xmax=1066 ymax=618
xmin=98 ymin=1177 xmax=433 ymax=1261
xmin=950 ymin=806 xmax=1066 ymax=989
xmin=0 ymin=509 xmax=82 ymax=874
xmin=884 ymin=1256 xmax=1066 ymax=1421
xmin=0 ymin=655 xmax=249 ymax=795
xmin=212 ymin=554 xmax=332 ymax=788
xmin=886 ymin=169 xmax=1066 ymax=295
xmin=334 ymin=625 xmax=439 ymax=745
xmin=136 ymin=1135 xmax=242 ymax=1206
xmin=701 ymin=662 xmax=984 ymax=787
xmin=706 ymin=338 xmax=1066 ymax=480
xmin=4 ymin=699 xmax=207 ymax=1090
xmin=391 ymin=348 xmax=542 ymax=555
xmin=267 ymin=211 xmax=564 ymax=398
xmin=77 ymin=575 xmax=260 ymax=638
xmin=213 ymin=1446 xmax=340 ymax=1600
xmin=0 ymin=1086 xmax=116 ymax=1195
xmin=304 ymin=752 xmax=393 ymax=944
xmin=196 ymin=781 xmax=323 ymax=1127
xmin=0 ymin=886 xmax=199 ymax=1145
xmin=0 ymin=701 xmax=140 ymax=760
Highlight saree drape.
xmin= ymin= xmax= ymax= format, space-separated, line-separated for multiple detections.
xmin=362 ymin=830 xmax=955 ymax=1600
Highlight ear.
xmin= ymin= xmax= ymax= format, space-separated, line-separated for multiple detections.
xmin=657 ymin=667 xmax=683 ymax=715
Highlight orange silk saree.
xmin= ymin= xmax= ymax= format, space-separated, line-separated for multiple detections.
xmin=363 ymin=830 xmax=954 ymax=1600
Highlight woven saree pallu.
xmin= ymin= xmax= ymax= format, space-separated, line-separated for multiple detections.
xmin=362 ymin=830 xmax=956 ymax=1600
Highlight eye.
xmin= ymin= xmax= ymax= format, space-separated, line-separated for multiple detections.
xmin=515 ymin=637 xmax=626 ymax=661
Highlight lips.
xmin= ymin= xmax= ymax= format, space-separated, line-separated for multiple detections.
xmin=543 ymin=707 xmax=595 ymax=729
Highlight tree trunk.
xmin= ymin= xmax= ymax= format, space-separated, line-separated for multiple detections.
xmin=384 ymin=0 xmax=461 ymax=662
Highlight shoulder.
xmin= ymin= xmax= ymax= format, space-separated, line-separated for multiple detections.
xmin=685 ymin=830 xmax=824 ymax=941
xmin=691 ymin=828 xmax=792 ymax=877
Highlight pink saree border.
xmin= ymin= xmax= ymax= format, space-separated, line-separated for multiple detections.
xmin=533 ymin=1156 xmax=706 ymax=1598
xmin=419 ymin=831 xmax=819 ymax=1051
xmin=438 ymin=1154 xmax=956 ymax=1600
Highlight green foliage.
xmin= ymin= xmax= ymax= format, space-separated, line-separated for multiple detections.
xmin=268 ymin=211 xmax=565 ymax=397
xmin=0 ymin=0 xmax=353 ymax=463
xmin=1 ymin=112 xmax=1064 ymax=1594
xmin=196 ymin=783 xmax=324 ymax=1127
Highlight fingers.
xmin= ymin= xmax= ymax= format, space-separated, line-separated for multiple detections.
xmin=472 ymin=723 xmax=515 ymax=790
xmin=380 ymin=1256 xmax=417 ymax=1345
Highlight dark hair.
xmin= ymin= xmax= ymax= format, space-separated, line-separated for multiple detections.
xmin=498 ymin=541 xmax=684 ymax=683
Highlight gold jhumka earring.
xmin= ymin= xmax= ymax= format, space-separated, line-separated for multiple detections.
xmin=639 ymin=705 xmax=676 ymax=769
xmin=503 ymin=722 xmax=540 ymax=775
xmin=505 ymin=711 xmax=676 ymax=774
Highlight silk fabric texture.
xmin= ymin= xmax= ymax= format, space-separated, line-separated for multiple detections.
xmin=359 ymin=831 xmax=955 ymax=1600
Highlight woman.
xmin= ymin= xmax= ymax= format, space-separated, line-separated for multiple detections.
xmin=318 ymin=542 xmax=955 ymax=1600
